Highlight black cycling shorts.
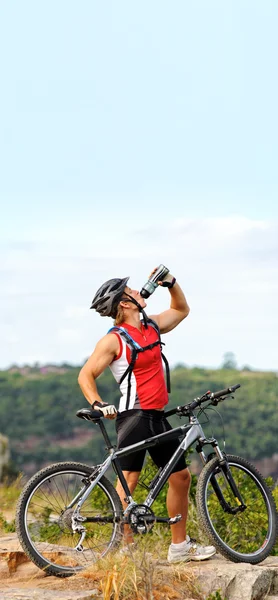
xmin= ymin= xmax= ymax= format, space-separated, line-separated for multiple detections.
xmin=115 ymin=408 xmax=187 ymax=473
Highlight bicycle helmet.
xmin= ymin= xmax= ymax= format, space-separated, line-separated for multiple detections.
xmin=90 ymin=277 xmax=130 ymax=317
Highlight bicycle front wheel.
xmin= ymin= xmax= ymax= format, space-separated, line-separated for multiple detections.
xmin=16 ymin=462 xmax=123 ymax=577
xmin=196 ymin=454 xmax=277 ymax=564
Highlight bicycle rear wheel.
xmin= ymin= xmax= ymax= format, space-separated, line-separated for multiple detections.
xmin=16 ymin=462 xmax=123 ymax=577
xmin=196 ymin=454 xmax=277 ymax=564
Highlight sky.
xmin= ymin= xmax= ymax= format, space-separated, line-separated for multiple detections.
xmin=0 ymin=1 xmax=277 ymax=371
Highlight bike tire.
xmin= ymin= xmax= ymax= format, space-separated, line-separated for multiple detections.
xmin=16 ymin=461 xmax=123 ymax=577
xmin=196 ymin=454 xmax=277 ymax=564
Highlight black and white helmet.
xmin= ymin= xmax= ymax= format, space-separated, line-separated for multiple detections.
xmin=90 ymin=277 xmax=129 ymax=318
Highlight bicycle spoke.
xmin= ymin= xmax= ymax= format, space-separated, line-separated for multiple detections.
xmin=18 ymin=465 xmax=122 ymax=574
xmin=197 ymin=455 xmax=276 ymax=563
xmin=206 ymin=466 xmax=270 ymax=552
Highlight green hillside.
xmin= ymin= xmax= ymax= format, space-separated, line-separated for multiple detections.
xmin=0 ymin=364 xmax=277 ymax=476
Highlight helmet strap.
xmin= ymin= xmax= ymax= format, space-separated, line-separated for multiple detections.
xmin=120 ymin=294 xmax=149 ymax=328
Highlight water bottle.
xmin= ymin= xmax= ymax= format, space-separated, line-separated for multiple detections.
xmin=140 ymin=264 xmax=170 ymax=298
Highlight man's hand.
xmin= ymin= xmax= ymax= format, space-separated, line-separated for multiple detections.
xmin=148 ymin=267 xmax=176 ymax=289
xmin=159 ymin=272 xmax=176 ymax=288
xmin=92 ymin=401 xmax=117 ymax=419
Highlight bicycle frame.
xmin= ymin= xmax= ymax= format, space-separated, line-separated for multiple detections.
xmin=70 ymin=413 xmax=225 ymax=518
xmin=18 ymin=381 xmax=277 ymax=571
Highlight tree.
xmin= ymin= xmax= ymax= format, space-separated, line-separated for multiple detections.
xmin=221 ymin=352 xmax=237 ymax=370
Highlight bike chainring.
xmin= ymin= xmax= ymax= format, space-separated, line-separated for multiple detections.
xmin=127 ymin=505 xmax=155 ymax=534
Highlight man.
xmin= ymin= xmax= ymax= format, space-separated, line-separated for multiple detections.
xmin=78 ymin=267 xmax=216 ymax=563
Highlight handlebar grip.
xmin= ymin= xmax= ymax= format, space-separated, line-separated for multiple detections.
xmin=231 ymin=384 xmax=241 ymax=391
xmin=211 ymin=384 xmax=240 ymax=399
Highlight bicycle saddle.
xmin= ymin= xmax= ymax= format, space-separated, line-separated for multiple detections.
xmin=76 ymin=408 xmax=102 ymax=421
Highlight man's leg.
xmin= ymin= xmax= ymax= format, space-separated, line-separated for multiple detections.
xmin=116 ymin=470 xmax=140 ymax=544
xmin=167 ymin=468 xmax=216 ymax=562
xmin=167 ymin=468 xmax=191 ymax=543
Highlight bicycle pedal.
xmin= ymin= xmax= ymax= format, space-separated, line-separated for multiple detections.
xmin=168 ymin=514 xmax=182 ymax=525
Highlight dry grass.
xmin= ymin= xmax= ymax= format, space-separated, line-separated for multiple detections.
xmin=0 ymin=475 xmax=22 ymax=511
xmin=0 ymin=476 xmax=22 ymax=534
xmin=75 ymin=535 xmax=204 ymax=600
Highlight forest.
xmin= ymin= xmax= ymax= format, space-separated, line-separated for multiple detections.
xmin=0 ymin=363 xmax=277 ymax=478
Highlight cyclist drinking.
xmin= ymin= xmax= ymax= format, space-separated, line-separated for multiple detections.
xmin=78 ymin=267 xmax=216 ymax=563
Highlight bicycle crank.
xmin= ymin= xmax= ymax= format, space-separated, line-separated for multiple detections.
xmin=128 ymin=505 xmax=156 ymax=534
xmin=155 ymin=514 xmax=182 ymax=525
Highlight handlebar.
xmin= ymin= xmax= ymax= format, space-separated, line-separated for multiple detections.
xmin=164 ymin=383 xmax=241 ymax=418
xmin=210 ymin=384 xmax=240 ymax=399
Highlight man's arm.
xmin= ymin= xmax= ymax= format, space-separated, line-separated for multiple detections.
xmin=149 ymin=280 xmax=190 ymax=334
xmin=78 ymin=333 xmax=120 ymax=418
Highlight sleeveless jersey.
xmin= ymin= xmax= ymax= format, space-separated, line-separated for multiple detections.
xmin=109 ymin=322 xmax=168 ymax=412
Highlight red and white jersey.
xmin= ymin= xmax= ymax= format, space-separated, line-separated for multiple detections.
xmin=109 ymin=321 xmax=168 ymax=412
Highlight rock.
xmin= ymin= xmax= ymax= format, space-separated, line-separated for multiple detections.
xmin=0 ymin=534 xmax=20 ymax=552
xmin=167 ymin=554 xmax=278 ymax=600
xmin=0 ymin=551 xmax=29 ymax=575
xmin=271 ymin=568 xmax=278 ymax=594
xmin=0 ymin=535 xmax=30 ymax=575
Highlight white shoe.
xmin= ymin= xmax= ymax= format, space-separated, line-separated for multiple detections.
xmin=167 ymin=536 xmax=216 ymax=563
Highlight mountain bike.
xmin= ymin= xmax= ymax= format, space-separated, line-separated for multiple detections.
xmin=16 ymin=383 xmax=277 ymax=577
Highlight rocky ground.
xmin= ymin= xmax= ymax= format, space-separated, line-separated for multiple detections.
xmin=0 ymin=533 xmax=278 ymax=600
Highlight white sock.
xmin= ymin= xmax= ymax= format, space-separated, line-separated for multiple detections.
xmin=170 ymin=539 xmax=188 ymax=550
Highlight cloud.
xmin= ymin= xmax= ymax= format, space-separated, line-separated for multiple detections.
xmin=133 ymin=215 xmax=277 ymax=260
xmin=0 ymin=215 xmax=277 ymax=370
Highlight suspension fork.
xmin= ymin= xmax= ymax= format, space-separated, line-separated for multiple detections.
xmin=198 ymin=442 xmax=246 ymax=514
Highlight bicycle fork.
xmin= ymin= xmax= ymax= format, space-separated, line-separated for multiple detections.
xmin=199 ymin=443 xmax=247 ymax=514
